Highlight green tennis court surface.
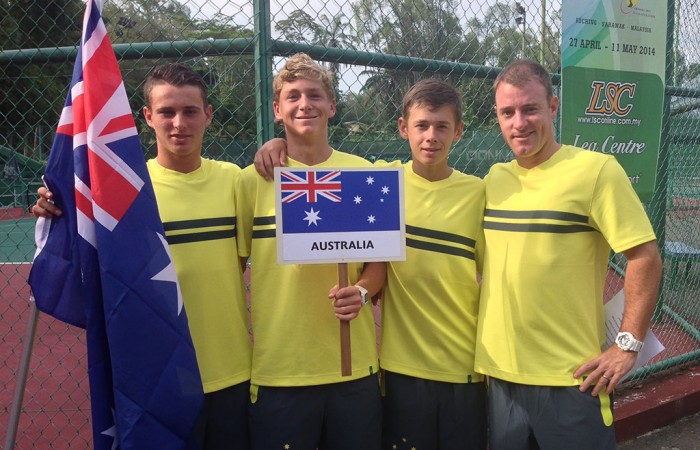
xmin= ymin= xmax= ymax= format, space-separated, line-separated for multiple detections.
xmin=0 ymin=217 xmax=36 ymax=263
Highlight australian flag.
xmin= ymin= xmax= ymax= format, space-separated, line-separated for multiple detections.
xmin=28 ymin=1 xmax=203 ymax=448
xmin=275 ymin=167 xmax=405 ymax=264
xmin=280 ymin=168 xmax=401 ymax=233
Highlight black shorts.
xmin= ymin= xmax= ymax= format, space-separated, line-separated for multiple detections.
xmin=381 ymin=371 xmax=487 ymax=450
xmin=194 ymin=381 xmax=250 ymax=450
xmin=249 ymin=374 xmax=381 ymax=450
xmin=488 ymin=378 xmax=616 ymax=450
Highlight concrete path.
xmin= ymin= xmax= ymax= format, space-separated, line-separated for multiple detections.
xmin=619 ymin=411 xmax=700 ymax=449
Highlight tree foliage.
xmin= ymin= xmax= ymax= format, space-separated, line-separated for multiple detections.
xmin=346 ymin=0 xmax=483 ymax=132
xmin=344 ymin=0 xmax=565 ymax=133
xmin=187 ymin=16 xmax=257 ymax=145
xmin=104 ymin=0 xmax=193 ymax=43
xmin=0 ymin=0 xmax=82 ymax=156
xmin=350 ymin=0 xmax=469 ymax=128
xmin=6 ymin=0 xmax=692 ymax=164
xmin=101 ymin=3 xmax=258 ymax=156
xmin=267 ymin=1 xmax=562 ymax=136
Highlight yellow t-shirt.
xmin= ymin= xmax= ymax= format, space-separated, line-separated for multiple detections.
xmin=148 ymin=158 xmax=252 ymax=393
xmin=236 ymin=150 xmax=379 ymax=386
xmin=380 ymin=161 xmax=485 ymax=383
xmin=474 ymin=146 xmax=656 ymax=386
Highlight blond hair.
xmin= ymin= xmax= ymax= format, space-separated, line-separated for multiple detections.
xmin=272 ymin=53 xmax=335 ymax=103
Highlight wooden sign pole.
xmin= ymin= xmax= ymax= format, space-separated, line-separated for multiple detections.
xmin=337 ymin=263 xmax=352 ymax=376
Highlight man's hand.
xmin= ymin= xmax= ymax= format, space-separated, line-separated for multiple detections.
xmin=574 ymin=345 xmax=638 ymax=396
xmin=31 ymin=187 xmax=63 ymax=219
xmin=253 ymin=138 xmax=288 ymax=181
xmin=328 ymin=285 xmax=365 ymax=321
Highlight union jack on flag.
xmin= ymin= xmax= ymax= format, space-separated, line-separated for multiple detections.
xmin=281 ymin=170 xmax=342 ymax=203
xmin=28 ymin=1 xmax=203 ymax=448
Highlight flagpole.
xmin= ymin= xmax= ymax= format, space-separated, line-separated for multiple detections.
xmin=4 ymin=298 xmax=40 ymax=450
xmin=337 ymin=263 xmax=352 ymax=376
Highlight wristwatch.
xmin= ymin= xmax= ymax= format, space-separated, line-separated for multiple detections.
xmin=355 ymin=285 xmax=369 ymax=306
xmin=615 ymin=331 xmax=644 ymax=352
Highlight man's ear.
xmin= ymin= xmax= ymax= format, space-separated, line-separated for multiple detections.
xmin=205 ymin=104 xmax=213 ymax=126
xmin=143 ymin=106 xmax=154 ymax=127
xmin=453 ymin=120 xmax=465 ymax=143
xmin=273 ymin=101 xmax=282 ymax=122
xmin=397 ymin=117 xmax=409 ymax=140
xmin=550 ymin=95 xmax=560 ymax=118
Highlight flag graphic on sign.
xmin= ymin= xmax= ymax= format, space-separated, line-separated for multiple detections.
xmin=275 ymin=167 xmax=405 ymax=264
xmin=281 ymin=170 xmax=342 ymax=203
xmin=28 ymin=1 xmax=203 ymax=448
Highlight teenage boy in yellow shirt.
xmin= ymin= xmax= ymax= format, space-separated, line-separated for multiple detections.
xmin=235 ymin=53 xmax=386 ymax=450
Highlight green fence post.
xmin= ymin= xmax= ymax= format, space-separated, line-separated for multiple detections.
xmin=649 ymin=0 xmax=675 ymax=322
xmin=254 ymin=0 xmax=274 ymax=148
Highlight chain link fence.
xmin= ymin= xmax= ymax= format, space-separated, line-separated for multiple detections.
xmin=1 ymin=0 xmax=699 ymax=447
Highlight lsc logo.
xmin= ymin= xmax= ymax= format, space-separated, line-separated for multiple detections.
xmin=584 ymin=81 xmax=636 ymax=116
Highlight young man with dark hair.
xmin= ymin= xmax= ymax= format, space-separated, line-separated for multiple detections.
xmin=33 ymin=63 xmax=252 ymax=450
xmin=379 ymin=78 xmax=486 ymax=449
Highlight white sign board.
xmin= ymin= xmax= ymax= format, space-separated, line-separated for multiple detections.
xmin=274 ymin=167 xmax=406 ymax=264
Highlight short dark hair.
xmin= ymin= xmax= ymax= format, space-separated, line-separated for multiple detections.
xmin=402 ymin=78 xmax=462 ymax=124
xmin=143 ymin=63 xmax=209 ymax=108
xmin=493 ymin=59 xmax=554 ymax=99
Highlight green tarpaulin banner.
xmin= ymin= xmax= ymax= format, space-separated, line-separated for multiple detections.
xmin=561 ymin=0 xmax=667 ymax=202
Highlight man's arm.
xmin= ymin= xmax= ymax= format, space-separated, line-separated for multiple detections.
xmin=574 ymin=240 xmax=662 ymax=395
xmin=329 ymin=262 xmax=387 ymax=321
xmin=253 ymin=138 xmax=288 ymax=181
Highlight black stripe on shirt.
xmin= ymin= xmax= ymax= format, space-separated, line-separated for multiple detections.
xmin=163 ymin=216 xmax=236 ymax=231
xmin=483 ymin=221 xmax=596 ymax=233
xmin=252 ymin=216 xmax=276 ymax=239
xmin=406 ymin=225 xmax=476 ymax=248
xmin=253 ymin=216 xmax=275 ymax=226
xmin=252 ymin=229 xmax=276 ymax=239
xmin=166 ymin=229 xmax=236 ymax=245
xmin=484 ymin=209 xmax=589 ymax=224
xmin=406 ymin=237 xmax=476 ymax=260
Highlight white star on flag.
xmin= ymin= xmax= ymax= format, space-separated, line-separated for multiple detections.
xmin=101 ymin=409 xmax=119 ymax=450
xmin=382 ymin=186 xmax=390 ymax=194
xmin=368 ymin=215 xmax=376 ymax=224
xmin=304 ymin=207 xmax=322 ymax=226
xmin=354 ymin=195 xmax=362 ymax=204
xmin=366 ymin=176 xmax=374 ymax=185
xmin=151 ymin=233 xmax=184 ymax=315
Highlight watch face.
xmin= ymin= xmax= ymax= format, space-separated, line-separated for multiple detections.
xmin=616 ymin=332 xmax=641 ymax=351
